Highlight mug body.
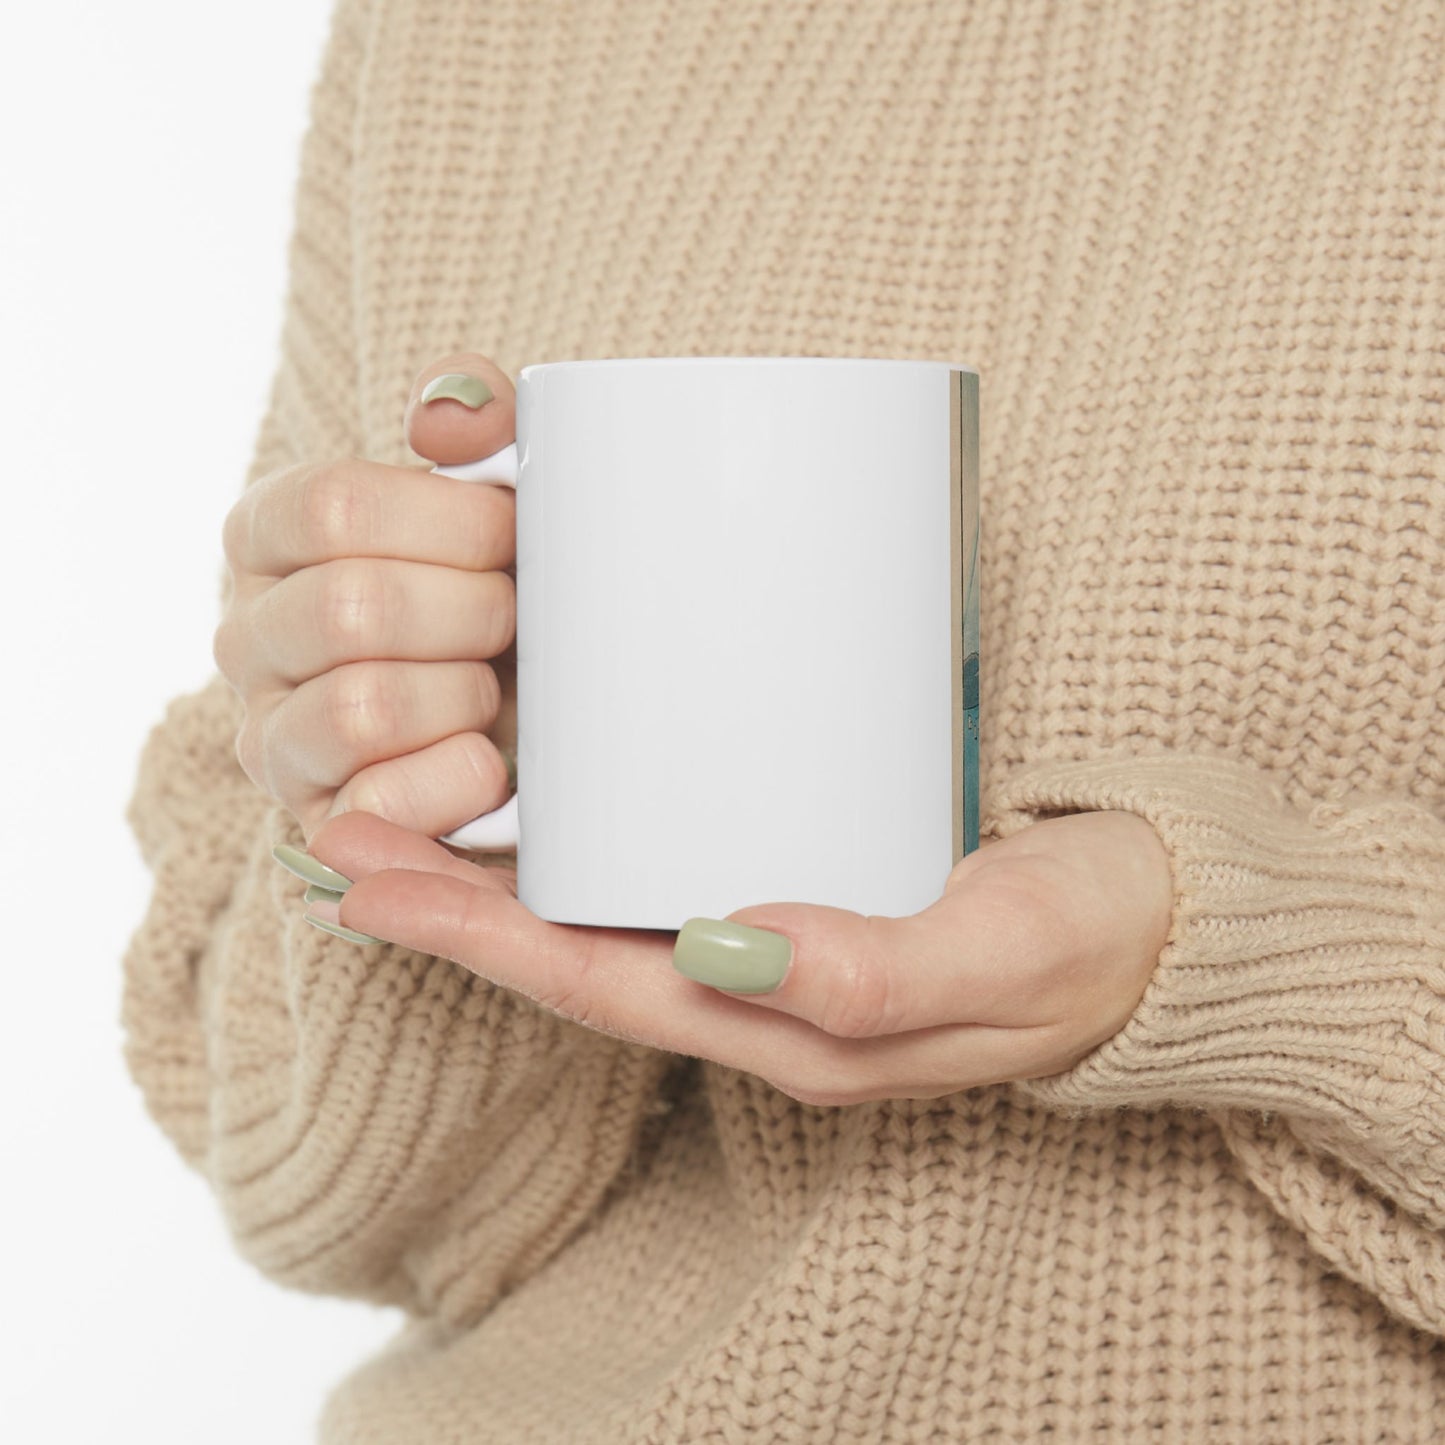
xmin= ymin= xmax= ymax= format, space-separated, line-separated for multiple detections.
xmin=513 ymin=357 xmax=979 ymax=929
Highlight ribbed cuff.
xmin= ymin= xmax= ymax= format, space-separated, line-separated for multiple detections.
xmin=985 ymin=753 xmax=1445 ymax=1128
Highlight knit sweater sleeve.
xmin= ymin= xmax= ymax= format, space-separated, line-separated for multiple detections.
xmin=988 ymin=751 xmax=1445 ymax=1339
xmin=119 ymin=0 xmax=676 ymax=1329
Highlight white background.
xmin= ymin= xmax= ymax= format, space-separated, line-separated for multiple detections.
xmin=0 ymin=3 xmax=404 ymax=1440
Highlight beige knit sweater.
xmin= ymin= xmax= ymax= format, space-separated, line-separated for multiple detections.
xmin=121 ymin=1 xmax=1445 ymax=1439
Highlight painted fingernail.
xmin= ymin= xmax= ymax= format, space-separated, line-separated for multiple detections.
xmin=305 ymin=892 xmax=342 ymax=926
xmin=420 ymin=372 xmax=494 ymax=408
xmin=672 ymin=918 xmax=793 ymax=994
xmin=303 ymin=913 xmax=384 ymax=946
xmin=304 ymin=883 xmax=346 ymax=907
xmin=272 ymin=844 xmax=351 ymax=892
xmin=501 ymin=745 xmax=517 ymax=791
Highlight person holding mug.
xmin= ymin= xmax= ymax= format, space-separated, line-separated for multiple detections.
xmin=122 ymin=0 xmax=1445 ymax=1440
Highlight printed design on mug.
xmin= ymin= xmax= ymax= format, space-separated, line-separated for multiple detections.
xmin=951 ymin=367 xmax=981 ymax=862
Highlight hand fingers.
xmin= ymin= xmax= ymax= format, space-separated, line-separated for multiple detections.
xmin=306 ymin=809 xmax=516 ymax=896
xmin=225 ymin=456 xmax=517 ymax=579
xmin=669 ymin=887 xmax=1057 ymax=1040
xmin=404 ymin=353 xmax=517 ymax=465
xmin=320 ymin=843 xmax=822 ymax=1059
xmin=311 ymin=828 xmax=1067 ymax=1103
xmin=242 ymin=658 xmax=500 ymax=809
xmin=321 ymin=731 xmax=515 ymax=844
xmin=219 ymin=558 xmax=515 ymax=693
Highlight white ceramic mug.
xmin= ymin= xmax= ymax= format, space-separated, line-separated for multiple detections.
xmin=430 ymin=356 xmax=979 ymax=930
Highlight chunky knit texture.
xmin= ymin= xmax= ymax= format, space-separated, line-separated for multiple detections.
xmin=122 ymin=1 xmax=1445 ymax=1439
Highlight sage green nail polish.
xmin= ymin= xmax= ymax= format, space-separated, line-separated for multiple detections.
xmin=303 ymin=912 xmax=384 ymax=946
xmin=272 ymin=844 xmax=352 ymax=892
xmin=673 ymin=918 xmax=793 ymax=994
xmin=502 ymin=747 xmax=517 ymax=790
xmin=420 ymin=372 xmax=494 ymax=408
xmin=304 ymin=883 xmax=346 ymax=907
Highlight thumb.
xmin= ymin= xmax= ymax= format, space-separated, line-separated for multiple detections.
xmin=404 ymin=352 xmax=517 ymax=466
xmin=684 ymin=880 xmax=1042 ymax=1038
xmin=673 ymin=899 xmax=949 ymax=1037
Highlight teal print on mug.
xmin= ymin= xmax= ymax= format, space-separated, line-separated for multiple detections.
xmin=953 ymin=367 xmax=981 ymax=859
xmin=429 ymin=357 xmax=981 ymax=929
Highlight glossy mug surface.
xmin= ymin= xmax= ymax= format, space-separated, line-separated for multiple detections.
xmin=432 ymin=356 xmax=979 ymax=930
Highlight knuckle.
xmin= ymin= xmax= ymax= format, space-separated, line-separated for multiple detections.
xmin=212 ymin=600 xmax=260 ymax=685
xmin=816 ymin=929 xmax=897 ymax=1040
xmin=482 ymin=573 xmax=517 ymax=657
xmin=211 ymin=613 xmax=237 ymax=678
xmin=220 ymin=497 xmax=248 ymax=566
xmin=322 ymin=663 xmax=399 ymax=759
xmin=234 ymin=712 xmax=266 ymax=790
xmin=459 ymin=488 xmax=511 ymax=573
xmin=541 ymin=932 xmax=600 ymax=1019
xmin=339 ymin=765 xmax=401 ymax=824
xmin=534 ymin=936 xmax=635 ymax=1039
xmin=315 ymin=559 xmax=390 ymax=657
xmin=472 ymin=661 xmax=502 ymax=722
xmin=298 ymin=458 xmax=369 ymax=557
xmin=452 ymin=729 xmax=509 ymax=799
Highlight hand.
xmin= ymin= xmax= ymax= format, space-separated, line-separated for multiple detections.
xmin=292 ymin=807 xmax=1174 ymax=1105
xmin=214 ymin=352 xmax=520 ymax=845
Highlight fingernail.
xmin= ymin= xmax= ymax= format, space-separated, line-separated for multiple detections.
xmin=305 ymin=892 xmax=342 ymax=925
xmin=304 ymin=883 xmax=346 ymax=907
xmin=420 ymin=372 xmax=494 ymax=409
xmin=272 ymin=844 xmax=352 ymax=892
xmin=303 ymin=913 xmax=384 ymax=946
xmin=672 ymin=918 xmax=793 ymax=994
xmin=501 ymin=746 xmax=517 ymax=791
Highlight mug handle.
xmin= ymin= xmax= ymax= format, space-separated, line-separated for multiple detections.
xmin=428 ymin=441 xmax=522 ymax=851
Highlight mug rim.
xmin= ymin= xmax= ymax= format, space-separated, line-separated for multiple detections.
xmin=518 ymin=355 xmax=980 ymax=378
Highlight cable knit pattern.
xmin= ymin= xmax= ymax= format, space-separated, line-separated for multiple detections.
xmin=121 ymin=0 xmax=1445 ymax=1439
